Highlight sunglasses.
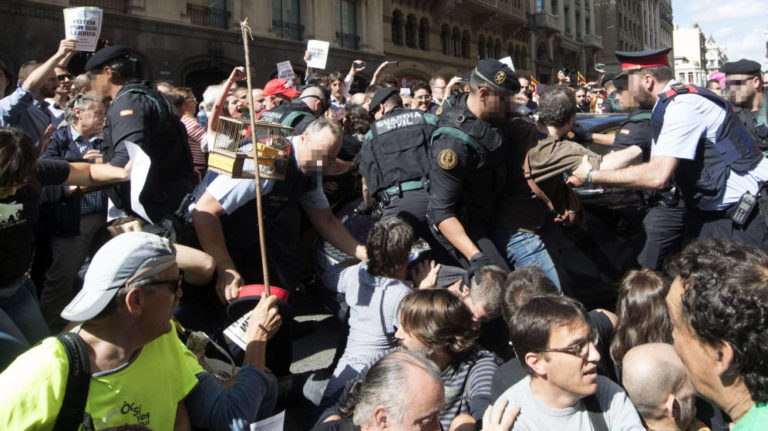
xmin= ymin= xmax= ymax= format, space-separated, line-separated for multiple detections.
xmin=141 ymin=270 xmax=184 ymax=293
xmin=57 ymin=74 xmax=74 ymax=81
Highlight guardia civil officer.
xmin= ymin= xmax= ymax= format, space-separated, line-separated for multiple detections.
xmin=722 ymin=59 xmax=768 ymax=153
xmin=426 ymin=59 xmax=519 ymax=271
xmin=357 ymin=87 xmax=437 ymax=244
xmin=86 ymin=46 xmax=198 ymax=225
xmin=259 ymin=85 xmax=330 ymax=134
xmin=571 ymin=48 xmax=768 ymax=250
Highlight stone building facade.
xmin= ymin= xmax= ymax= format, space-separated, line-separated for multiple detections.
xmin=2 ymin=0 xmax=604 ymax=96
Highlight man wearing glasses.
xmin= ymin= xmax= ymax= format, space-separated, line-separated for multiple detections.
xmin=570 ymin=49 xmax=768 ymax=251
xmin=497 ymin=294 xmax=644 ymax=430
xmin=46 ymin=65 xmax=74 ymax=124
xmin=722 ymin=59 xmax=768 ymax=154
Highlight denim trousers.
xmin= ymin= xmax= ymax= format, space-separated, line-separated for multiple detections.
xmin=0 ymin=275 xmax=49 ymax=370
xmin=490 ymin=230 xmax=562 ymax=293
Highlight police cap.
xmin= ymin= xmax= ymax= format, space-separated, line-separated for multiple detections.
xmin=613 ymin=72 xmax=629 ymax=91
xmin=599 ymin=73 xmax=616 ymax=87
xmin=615 ymin=48 xmax=671 ymax=71
xmin=473 ymin=59 xmax=520 ymax=93
xmin=722 ymin=59 xmax=761 ymax=76
xmin=368 ymin=87 xmax=398 ymax=114
xmin=85 ymin=45 xmax=135 ymax=72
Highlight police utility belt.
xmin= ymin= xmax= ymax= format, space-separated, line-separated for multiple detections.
xmin=377 ymin=179 xmax=429 ymax=205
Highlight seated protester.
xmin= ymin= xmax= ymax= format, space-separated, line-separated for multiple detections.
xmin=396 ymin=289 xmax=500 ymax=430
xmin=666 ymin=238 xmax=768 ymax=430
xmin=492 ymin=85 xmax=600 ymax=293
xmin=622 ymin=343 xmax=703 ymax=431
xmin=492 ymin=267 xmax=618 ymax=401
xmin=497 ymin=294 xmax=644 ymax=430
xmin=0 ymin=232 xmax=281 ymax=430
xmin=0 ymin=127 xmax=131 ymax=370
xmin=319 ymin=217 xmax=416 ymax=406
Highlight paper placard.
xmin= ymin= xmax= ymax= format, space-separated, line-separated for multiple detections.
xmin=250 ymin=410 xmax=285 ymax=431
xmin=306 ymin=40 xmax=330 ymax=70
xmin=276 ymin=61 xmax=295 ymax=82
xmin=499 ymin=56 xmax=515 ymax=72
xmin=63 ymin=7 xmax=103 ymax=52
xmin=124 ymin=141 xmax=152 ymax=224
xmin=223 ymin=311 xmax=251 ymax=351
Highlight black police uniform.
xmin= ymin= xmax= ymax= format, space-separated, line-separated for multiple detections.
xmin=611 ymin=109 xmax=687 ymax=270
xmin=357 ymin=107 xmax=436 ymax=242
xmin=426 ymin=93 xmax=509 ymax=270
xmin=258 ymin=100 xmax=317 ymax=134
xmin=102 ymin=80 xmax=197 ymax=224
xmin=723 ymin=59 xmax=768 ymax=153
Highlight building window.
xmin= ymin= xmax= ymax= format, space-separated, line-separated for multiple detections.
xmin=478 ymin=35 xmax=486 ymax=59
xmin=494 ymin=39 xmax=501 ymax=59
xmin=273 ymin=0 xmax=303 ymax=41
xmin=551 ymin=0 xmax=558 ymax=15
xmin=564 ymin=4 xmax=570 ymax=33
xmin=536 ymin=0 xmax=544 ymax=13
xmin=336 ymin=0 xmax=358 ymax=49
xmin=441 ymin=24 xmax=450 ymax=55
xmin=487 ymin=38 xmax=494 ymax=60
xmin=392 ymin=10 xmax=403 ymax=46
xmin=522 ymin=47 xmax=528 ymax=68
xmin=462 ymin=30 xmax=471 ymax=59
xmin=406 ymin=14 xmax=417 ymax=48
xmin=585 ymin=16 xmax=590 ymax=35
xmin=576 ymin=12 xmax=581 ymax=37
xmin=419 ymin=18 xmax=430 ymax=50
xmin=452 ymin=27 xmax=461 ymax=57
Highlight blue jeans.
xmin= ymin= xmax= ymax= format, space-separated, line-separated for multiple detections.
xmin=491 ymin=230 xmax=562 ymax=293
xmin=0 ymin=275 xmax=49 ymax=370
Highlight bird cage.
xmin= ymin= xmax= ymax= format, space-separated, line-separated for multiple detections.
xmin=207 ymin=117 xmax=294 ymax=180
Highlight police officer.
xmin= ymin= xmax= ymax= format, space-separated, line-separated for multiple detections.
xmin=259 ymin=84 xmax=330 ymax=134
xmin=722 ymin=59 xmax=768 ymax=154
xmin=357 ymin=87 xmax=437 ymax=246
xmin=571 ymin=48 xmax=768 ymax=250
xmin=86 ymin=46 xmax=197 ymax=225
xmin=427 ymin=59 xmax=519 ymax=271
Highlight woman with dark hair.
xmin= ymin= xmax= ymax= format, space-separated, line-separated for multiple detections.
xmin=610 ymin=268 xmax=673 ymax=369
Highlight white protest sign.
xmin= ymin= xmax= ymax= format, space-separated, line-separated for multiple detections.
xmin=276 ymin=61 xmax=295 ymax=82
xmin=499 ymin=56 xmax=515 ymax=72
xmin=250 ymin=410 xmax=285 ymax=431
xmin=63 ymin=7 xmax=103 ymax=52
xmin=306 ymin=40 xmax=330 ymax=70
xmin=124 ymin=141 xmax=152 ymax=224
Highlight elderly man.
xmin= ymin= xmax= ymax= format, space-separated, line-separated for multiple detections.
xmin=0 ymin=232 xmax=281 ymax=430
xmin=498 ymin=295 xmax=642 ymax=430
xmin=621 ymin=343 xmax=699 ymax=431
xmin=38 ymin=94 xmax=108 ymax=330
xmin=666 ymin=238 xmax=768 ymax=429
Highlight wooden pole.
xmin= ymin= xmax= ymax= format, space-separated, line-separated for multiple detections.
xmin=240 ymin=18 xmax=271 ymax=297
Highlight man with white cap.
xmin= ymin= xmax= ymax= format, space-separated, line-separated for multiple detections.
xmin=0 ymin=232 xmax=281 ymax=430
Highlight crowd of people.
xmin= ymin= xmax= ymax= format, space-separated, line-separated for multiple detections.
xmin=0 ymin=36 xmax=767 ymax=431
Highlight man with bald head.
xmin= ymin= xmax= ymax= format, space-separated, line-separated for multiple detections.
xmin=259 ymin=84 xmax=330 ymax=134
xmin=622 ymin=343 xmax=698 ymax=431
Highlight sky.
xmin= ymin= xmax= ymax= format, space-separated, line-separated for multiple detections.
xmin=671 ymin=0 xmax=768 ymax=68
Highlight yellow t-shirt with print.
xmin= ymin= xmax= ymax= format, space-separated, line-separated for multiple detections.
xmin=0 ymin=327 xmax=203 ymax=431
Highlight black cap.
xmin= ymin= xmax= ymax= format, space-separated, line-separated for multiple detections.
xmin=613 ymin=72 xmax=629 ymax=91
xmin=599 ymin=73 xmax=616 ymax=87
xmin=369 ymin=87 xmax=398 ymax=114
xmin=722 ymin=59 xmax=762 ymax=76
xmin=615 ymin=48 xmax=671 ymax=71
xmin=85 ymin=45 xmax=134 ymax=72
xmin=473 ymin=59 xmax=520 ymax=93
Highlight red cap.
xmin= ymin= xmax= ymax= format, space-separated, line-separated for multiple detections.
xmin=264 ymin=79 xmax=300 ymax=98
xmin=237 ymin=284 xmax=291 ymax=302
xmin=615 ymin=48 xmax=671 ymax=71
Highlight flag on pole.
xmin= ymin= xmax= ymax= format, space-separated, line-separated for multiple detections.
xmin=577 ymin=71 xmax=587 ymax=85
xmin=530 ymin=75 xmax=540 ymax=86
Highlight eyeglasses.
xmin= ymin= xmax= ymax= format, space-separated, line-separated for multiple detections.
xmin=537 ymin=329 xmax=597 ymax=359
xmin=142 ymin=270 xmax=184 ymax=293
xmin=57 ymin=74 xmax=74 ymax=81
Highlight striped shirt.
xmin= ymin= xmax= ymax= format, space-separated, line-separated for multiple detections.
xmin=439 ymin=347 xmax=500 ymax=430
xmin=180 ymin=114 xmax=208 ymax=176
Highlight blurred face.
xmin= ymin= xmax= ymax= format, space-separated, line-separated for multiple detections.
xmin=629 ymin=71 xmax=656 ymax=109
xmin=252 ymin=89 xmax=265 ymax=112
xmin=726 ymin=74 xmax=760 ymax=107
xmin=708 ymin=81 xmax=722 ymax=96
xmin=90 ymin=70 xmax=111 ymax=99
xmin=331 ymin=79 xmax=345 ymax=99
xmin=533 ymin=318 xmax=601 ymax=401
xmin=265 ymin=94 xmax=288 ymax=110
xmin=181 ymin=93 xmax=197 ymax=116
xmin=763 ymin=72 xmax=768 ymax=87
xmin=54 ymin=67 xmax=73 ymax=97
xmin=140 ymin=264 xmax=183 ymax=337
xmin=74 ymin=100 xmax=106 ymax=136
xmin=431 ymin=78 xmax=447 ymax=101
xmin=575 ymin=89 xmax=587 ymax=106
xmin=665 ymin=278 xmax=723 ymax=403
xmin=39 ymin=69 xmax=60 ymax=99
xmin=413 ymin=88 xmax=432 ymax=113
xmin=615 ymin=88 xmax=637 ymax=111
xmin=519 ymin=77 xmax=531 ymax=96
xmin=296 ymin=127 xmax=339 ymax=173
xmin=226 ymin=95 xmax=243 ymax=118
xmin=483 ymin=88 xmax=508 ymax=122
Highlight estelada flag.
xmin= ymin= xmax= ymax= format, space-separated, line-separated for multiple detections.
xmin=577 ymin=71 xmax=587 ymax=85
xmin=530 ymin=75 xmax=540 ymax=86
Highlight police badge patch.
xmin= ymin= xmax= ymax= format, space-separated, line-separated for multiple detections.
xmin=494 ymin=71 xmax=506 ymax=85
xmin=438 ymin=149 xmax=458 ymax=170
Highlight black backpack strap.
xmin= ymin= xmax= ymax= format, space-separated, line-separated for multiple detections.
xmin=583 ymin=394 xmax=608 ymax=431
xmin=53 ymin=333 xmax=94 ymax=431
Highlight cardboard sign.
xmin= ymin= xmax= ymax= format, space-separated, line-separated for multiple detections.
xmin=306 ymin=40 xmax=330 ymax=69
xmin=499 ymin=56 xmax=515 ymax=72
xmin=63 ymin=7 xmax=103 ymax=52
xmin=276 ymin=61 xmax=295 ymax=82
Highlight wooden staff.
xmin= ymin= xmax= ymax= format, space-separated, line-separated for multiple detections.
xmin=240 ymin=18 xmax=271 ymax=297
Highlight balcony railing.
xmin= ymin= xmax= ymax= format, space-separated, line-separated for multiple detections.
xmin=273 ymin=20 xmax=304 ymax=41
xmin=187 ymin=4 xmax=230 ymax=29
xmin=336 ymin=32 xmax=359 ymax=50
xmin=71 ymin=0 xmax=126 ymax=13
